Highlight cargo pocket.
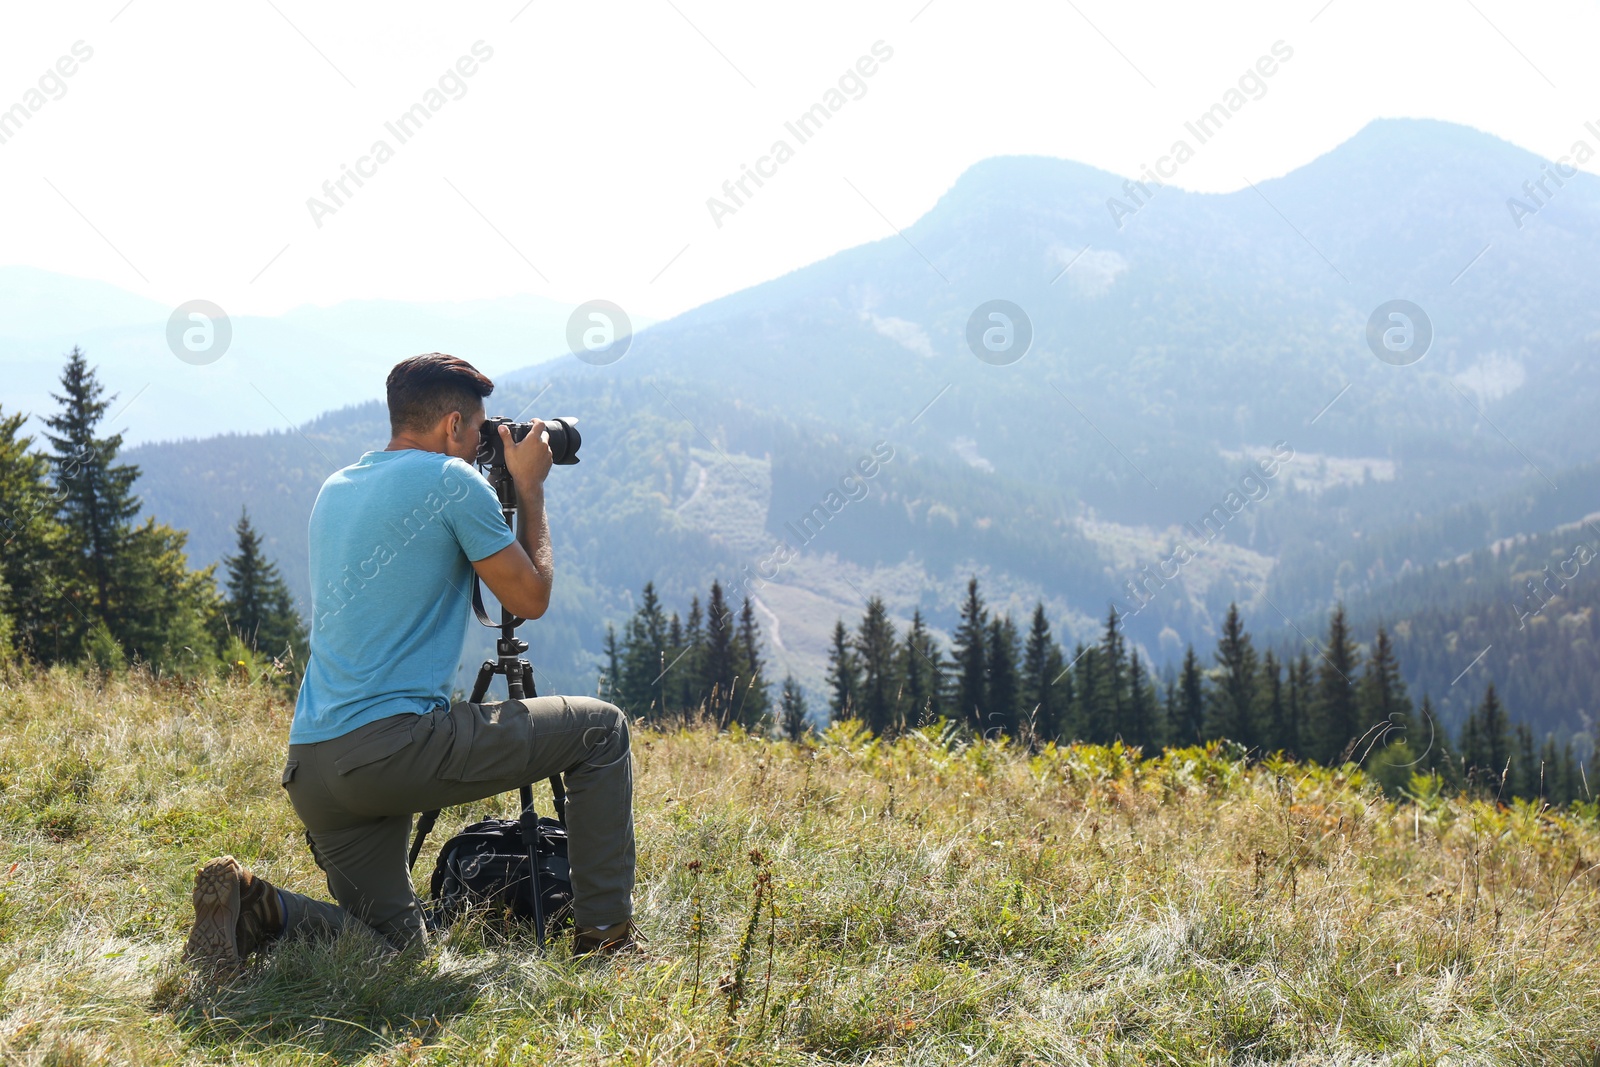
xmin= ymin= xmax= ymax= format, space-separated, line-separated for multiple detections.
xmin=332 ymin=715 xmax=420 ymax=775
xmin=441 ymin=700 xmax=535 ymax=782
xmin=281 ymin=759 xmax=298 ymax=787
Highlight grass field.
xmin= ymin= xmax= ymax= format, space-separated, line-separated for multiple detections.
xmin=3 ymin=666 xmax=1600 ymax=1065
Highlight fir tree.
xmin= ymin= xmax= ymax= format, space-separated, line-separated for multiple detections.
xmin=779 ymin=674 xmax=809 ymax=741
xmin=621 ymin=581 xmax=670 ymax=718
xmin=703 ymin=581 xmax=737 ymax=725
xmin=983 ymin=613 xmax=1022 ymax=739
xmin=854 ymin=596 xmax=899 ymax=736
xmin=732 ymin=596 xmax=771 ymax=729
xmin=1258 ymin=650 xmax=1288 ymax=754
xmin=1511 ymin=723 xmax=1539 ymax=801
xmin=1071 ymin=644 xmax=1103 ymax=744
xmin=0 ymin=408 xmax=65 ymax=660
xmin=1286 ymin=652 xmax=1314 ymax=759
xmin=221 ymin=508 xmax=305 ymax=666
xmin=1357 ymin=624 xmax=1415 ymax=762
xmin=1021 ymin=602 xmax=1066 ymax=743
xmin=1206 ymin=603 xmax=1258 ymax=748
xmin=602 ymin=622 xmax=622 ymax=702
xmin=672 ymin=596 xmax=705 ymax=714
xmin=1308 ymin=605 xmax=1362 ymax=765
xmin=824 ymin=618 xmax=859 ymax=722
xmin=1461 ymin=681 xmax=1512 ymax=795
xmin=1124 ymin=648 xmax=1157 ymax=750
xmin=951 ymin=577 xmax=988 ymax=734
xmin=897 ymin=608 xmax=937 ymax=730
xmin=1170 ymin=646 xmax=1205 ymax=747
xmin=44 ymin=348 xmax=139 ymax=626
xmin=1091 ymin=608 xmax=1127 ymax=743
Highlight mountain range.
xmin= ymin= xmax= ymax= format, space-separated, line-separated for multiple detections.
xmin=8 ymin=117 xmax=1599 ymax=742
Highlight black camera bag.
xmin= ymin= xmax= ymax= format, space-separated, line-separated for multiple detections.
xmin=427 ymin=808 xmax=574 ymax=940
xmin=411 ymin=776 xmax=574 ymax=947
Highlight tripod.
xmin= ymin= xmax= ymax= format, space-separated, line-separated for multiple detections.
xmin=406 ymin=453 xmax=567 ymax=944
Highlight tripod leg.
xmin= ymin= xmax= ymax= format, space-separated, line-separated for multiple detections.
xmin=469 ymin=660 xmax=495 ymax=704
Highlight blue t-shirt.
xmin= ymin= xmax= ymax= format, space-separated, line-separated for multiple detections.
xmin=290 ymin=448 xmax=516 ymax=744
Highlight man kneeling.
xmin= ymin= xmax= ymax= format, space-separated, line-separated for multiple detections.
xmin=183 ymin=353 xmax=641 ymax=967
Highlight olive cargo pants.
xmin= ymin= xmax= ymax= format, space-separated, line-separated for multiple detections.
xmin=278 ymin=695 xmax=635 ymax=949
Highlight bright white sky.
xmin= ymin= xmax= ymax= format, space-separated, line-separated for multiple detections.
xmin=3 ymin=0 xmax=1597 ymax=324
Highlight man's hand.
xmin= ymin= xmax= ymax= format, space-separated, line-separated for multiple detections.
xmin=475 ymin=420 xmax=555 ymax=620
xmin=501 ymin=420 xmax=553 ymax=488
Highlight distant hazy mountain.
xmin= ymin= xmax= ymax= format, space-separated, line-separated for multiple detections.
xmin=24 ymin=117 xmax=1600 ymax=732
xmin=0 ymin=268 xmax=652 ymax=444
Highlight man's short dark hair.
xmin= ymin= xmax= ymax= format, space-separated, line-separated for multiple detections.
xmin=386 ymin=353 xmax=494 ymax=435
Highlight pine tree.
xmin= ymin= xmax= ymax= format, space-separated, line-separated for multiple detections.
xmin=1170 ymin=646 xmax=1205 ymax=747
xmin=1461 ymin=682 xmax=1511 ymax=796
xmin=673 ymin=596 xmax=706 ymax=714
xmin=1286 ymin=652 xmax=1314 ymax=759
xmin=779 ymin=674 xmax=809 ymax=741
xmin=115 ymin=519 xmax=223 ymax=676
xmin=221 ymin=508 xmax=306 ymax=666
xmin=1160 ymin=674 xmax=1177 ymax=749
xmin=983 ymin=613 xmax=1022 ymax=739
xmin=620 ymin=581 xmax=670 ymax=719
xmin=1021 ymin=602 xmax=1066 ymax=743
xmin=1071 ymin=644 xmax=1103 ymax=744
xmin=1511 ymin=723 xmax=1539 ymax=801
xmin=852 ymin=597 xmax=898 ymax=736
xmin=1538 ymin=735 xmax=1565 ymax=804
xmin=951 ymin=577 xmax=988 ymax=734
xmin=897 ymin=608 xmax=936 ymax=731
xmin=1062 ymin=643 xmax=1088 ymax=742
xmin=824 ymin=618 xmax=859 ymax=722
xmin=1092 ymin=608 xmax=1127 ymax=743
xmin=732 ymin=596 xmax=771 ymax=729
xmin=43 ymin=349 xmax=219 ymax=673
xmin=1258 ymin=650 xmax=1288 ymax=754
xmin=703 ymin=580 xmax=737 ymax=726
xmin=1308 ymin=606 xmax=1362 ymax=765
xmin=1124 ymin=648 xmax=1157 ymax=750
xmin=43 ymin=349 xmax=140 ymax=645
xmin=1415 ymin=693 xmax=1451 ymax=780
xmin=1206 ymin=603 xmax=1258 ymax=748
xmin=601 ymin=622 xmax=622 ymax=702
xmin=0 ymin=408 xmax=65 ymax=660
xmin=1357 ymin=624 xmax=1415 ymax=762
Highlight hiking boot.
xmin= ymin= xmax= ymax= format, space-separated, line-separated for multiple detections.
xmin=572 ymin=917 xmax=649 ymax=959
xmin=182 ymin=855 xmax=285 ymax=970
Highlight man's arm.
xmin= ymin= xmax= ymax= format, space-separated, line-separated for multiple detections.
xmin=471 ymin=422 xmax=554 ymax=620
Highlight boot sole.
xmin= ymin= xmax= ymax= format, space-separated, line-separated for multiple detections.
xmin=183 ymin=858 xmax=242 ymax=970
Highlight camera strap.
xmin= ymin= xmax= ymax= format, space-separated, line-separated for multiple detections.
xmin=470 ymin=573 xmax=496 ymax=628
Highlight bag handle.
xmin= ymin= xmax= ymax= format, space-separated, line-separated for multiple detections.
xmin=408 ymin=774 xmax=566 ymax=872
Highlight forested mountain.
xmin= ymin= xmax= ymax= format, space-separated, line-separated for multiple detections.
xmin=46 ymin=117 xmax=1600 ymax=731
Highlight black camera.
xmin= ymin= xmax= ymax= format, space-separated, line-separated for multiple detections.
xmin=477 ymin=416 xmax=581 ymax=470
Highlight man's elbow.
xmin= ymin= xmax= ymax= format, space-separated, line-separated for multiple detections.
xmin=514 ymin=580 xmax=553 ymax=621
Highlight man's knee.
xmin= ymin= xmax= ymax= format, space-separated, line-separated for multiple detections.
xmin=576 ymin=699 xmax=630 ymax=770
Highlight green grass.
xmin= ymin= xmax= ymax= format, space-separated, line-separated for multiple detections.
xmin=3 ymin=666 xmax=1600 ymax=1065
